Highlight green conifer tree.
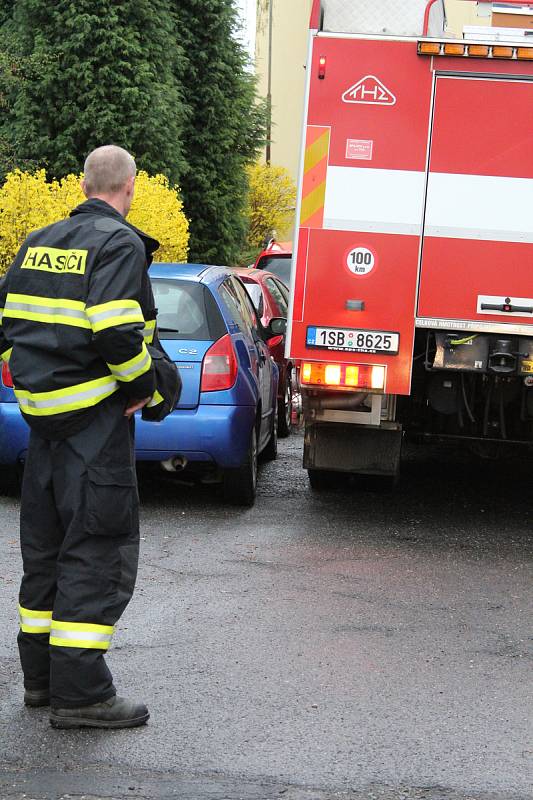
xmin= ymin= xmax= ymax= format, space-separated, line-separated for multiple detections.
xmin=173 ymin=0 xmax=266 ymax=264
xmin=2 ymin=0 xmax=185 ymax=182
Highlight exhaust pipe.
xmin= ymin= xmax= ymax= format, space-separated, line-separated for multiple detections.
xmin=161 ymin=455 xmax=188 ymax=473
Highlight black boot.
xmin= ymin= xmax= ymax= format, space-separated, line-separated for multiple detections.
xmin=49 ymin=695 xmax=149 ymax=729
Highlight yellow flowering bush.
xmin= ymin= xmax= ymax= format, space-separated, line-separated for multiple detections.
xmin=128 ymin=172 xmax=189 ymax=263
xmin=0 ymin=169 xmax=189 ymax=274
xmin=246 ymin=163 xmax=296 ymax=250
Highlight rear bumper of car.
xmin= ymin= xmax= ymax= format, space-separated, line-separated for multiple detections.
xmin=0 ymin=403 xmax=29 ymax=464
xmin=0 ymin=401 xmax=257 ymax=471
xmin=135 ymin=403 xmax=256 ymax=469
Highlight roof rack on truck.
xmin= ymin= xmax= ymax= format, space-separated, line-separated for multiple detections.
xmin=312 ymin=0 xmax=446 ymax=37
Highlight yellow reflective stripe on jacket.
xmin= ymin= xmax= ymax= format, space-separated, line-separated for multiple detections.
xmin=107 ymin=342 xmax=152 ymax=383
xmin=3 ymin=293 xmax=91 ymax=329
xmin=19 ymin=605 xmax=53 ymax=634
xmin=15 ymin=375 xmax=118 ymax=417
xmin=147 ymin=390 xmax=164 ymax=407
xmin=1 ymin=346 xmax=12 ymax=363
xmin=142 ymin=319 xmax=156 ymax=343
xmin=86 ymin=300 xmax=144 ymax=333
xmin=50 ymin=619 xmax=114 ymax=650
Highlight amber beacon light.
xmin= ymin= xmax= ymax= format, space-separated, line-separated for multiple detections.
xmin=418 ymin=40 xmax=533 ymax=61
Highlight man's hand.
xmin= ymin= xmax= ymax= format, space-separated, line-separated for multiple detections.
xmin=124 ymin=397 xmax=151 ymax=418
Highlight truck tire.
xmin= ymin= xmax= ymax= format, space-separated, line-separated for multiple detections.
xmin=223 ymin=427 xmax=258 ymax=507
xmin=307 ymin=468 xmax=337 ymax=491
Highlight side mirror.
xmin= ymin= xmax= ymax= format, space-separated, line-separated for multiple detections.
xmin=268 ymin=317 xmax=287 ymax=336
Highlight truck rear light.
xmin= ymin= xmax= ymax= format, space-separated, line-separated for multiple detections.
xmin=318 ymin=56 xmax=326 ymax=79
xmin=371 ymin=366 xmax=386 ymax=391
xmin=325 ymin=364 xmax=341 ymax=385
xmin=301 ymin=361 xmax=386 ymax=392
xmin=1 ymin=362 xmax=13 ymax=388
xmin=201 ymin=334 xmax=237 ymax=393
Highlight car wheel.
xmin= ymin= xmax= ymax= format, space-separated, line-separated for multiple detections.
xmin=0 ymin=463 xmax=23 ymax=497
xmin=307 ymin=468 xmax=337 ymax=491
xmin=261 ymin=405 xmax=278 ymax=462
xmin=223 ymin=427 xmax=258 ymax=507
xmin=277 ymin=372 xmax=292 ymax=438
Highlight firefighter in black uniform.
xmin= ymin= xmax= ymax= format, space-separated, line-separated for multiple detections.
xmin=0 ymin=145 xmax=164 ymax=728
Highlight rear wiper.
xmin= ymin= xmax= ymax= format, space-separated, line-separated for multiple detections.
xmin=157 ymin=327 xmax=180 ymax=333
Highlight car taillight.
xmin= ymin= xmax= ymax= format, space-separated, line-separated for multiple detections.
xmin=201 ymin=334 xmax=238 ymax=392
xmin=266 ymin=335 xmax=284 ymax=349
xmin=1 ymin=362 xmax=13 ymax=388
xmin=301 ymin=361 xmax=386 ymax=391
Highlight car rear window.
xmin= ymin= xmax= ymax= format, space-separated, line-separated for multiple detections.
xmin=151 ymin=279 xmax=226 ymax=341
xmin=256 ymin=256 xmax=291 ymax=286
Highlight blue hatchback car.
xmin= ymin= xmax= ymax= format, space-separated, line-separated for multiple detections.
xmin=0 ymin=263 xmax=281 ymax=506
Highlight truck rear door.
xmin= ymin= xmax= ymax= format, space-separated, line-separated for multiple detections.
xmin=417 ymin=75 xmax=533 ymax=331
xmin=288 ymin=36 xmax=433 ymax=396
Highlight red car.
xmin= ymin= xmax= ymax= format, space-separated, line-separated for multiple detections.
xmin=233 ymin=267 xmax=296 ymax=437
xmin=253 ymin=240 xmax=292 ymax=286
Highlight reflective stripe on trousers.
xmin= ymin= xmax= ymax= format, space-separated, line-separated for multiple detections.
xmin=49 ymin=620 xmax=115 ymax=651
xmin=19 ymin=605 xmax=52 ymax=634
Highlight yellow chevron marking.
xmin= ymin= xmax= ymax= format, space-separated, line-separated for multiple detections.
xmin=304 ymin=131 xmax=330 ymax=174
xmin=300 ymin=181 xmax=327 ymax=225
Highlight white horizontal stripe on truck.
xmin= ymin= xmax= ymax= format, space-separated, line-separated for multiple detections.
xmin=424 ymin=173 xmax=533 ymax=244
xmin=323 ymin=166 xmax=426 ymax=235
xmin=322 ymin=167 xmax=533 ymax=244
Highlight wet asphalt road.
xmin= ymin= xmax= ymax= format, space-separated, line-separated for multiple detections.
xmin=0 ymin=432 xmax=531 ymax=800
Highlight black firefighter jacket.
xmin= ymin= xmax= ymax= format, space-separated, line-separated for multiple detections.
xmin=0 ymin=199 xmax=162 ymax=439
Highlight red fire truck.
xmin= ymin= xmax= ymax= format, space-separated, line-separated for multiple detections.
xmin=287 ymin=0 xmax=533 ymax=487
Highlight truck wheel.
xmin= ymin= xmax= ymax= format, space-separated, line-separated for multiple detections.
xmin=261 ymin=406 xmax=278 ymax=462
xmin=223 ymin=428 xmax=258 ymax=507
xmin=277 ymin=373 xmax=292 ymax=438
xmin=307 ymin=468 xmax=336 ymax=491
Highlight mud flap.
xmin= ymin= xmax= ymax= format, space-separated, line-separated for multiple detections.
xmin=304 ymin=422 xmax=402 ymax=477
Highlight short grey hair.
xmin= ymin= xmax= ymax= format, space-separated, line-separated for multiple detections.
xmin=83 ymin=145 xmax=136 ymax=195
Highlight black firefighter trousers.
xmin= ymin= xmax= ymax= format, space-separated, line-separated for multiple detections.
xmin=18 ymin=394 xmax=140 ymax=708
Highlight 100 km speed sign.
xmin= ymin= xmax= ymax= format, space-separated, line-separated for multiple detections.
xmin=346 ymin=246 xmax=375 ymax=276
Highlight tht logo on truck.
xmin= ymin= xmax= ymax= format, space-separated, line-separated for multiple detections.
xmin=342 ymin=76 xmax=396 ymax=106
